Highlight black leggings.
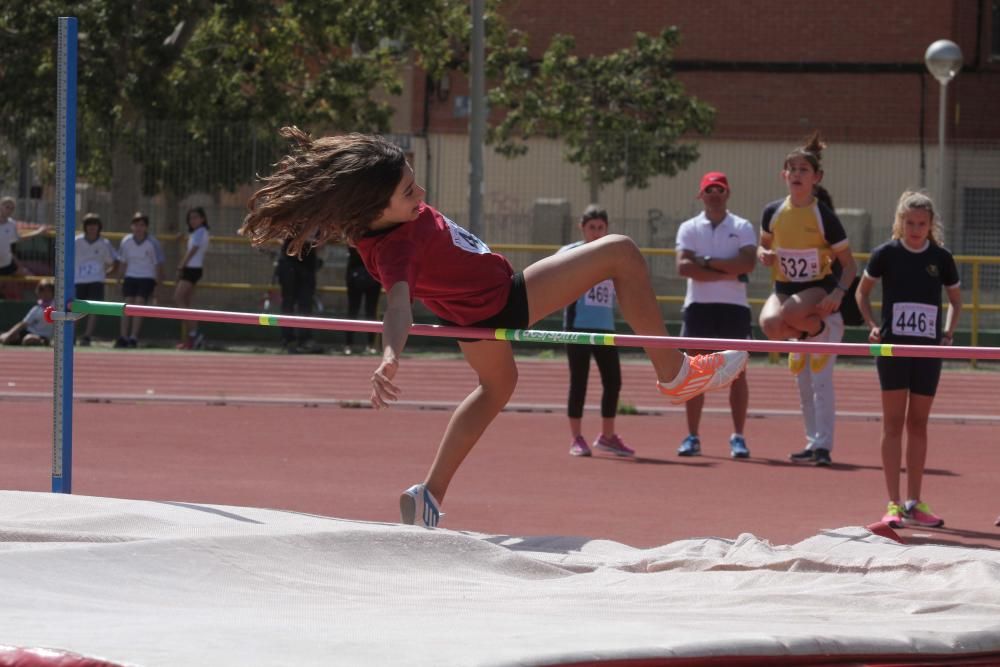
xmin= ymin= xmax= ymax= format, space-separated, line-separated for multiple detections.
xmin=277 ymin=260 xmax=316 ymax=344
xmin=566 ymin=342 xmax=622 ymax=419
xmin=345 ymin=283 xmax=381 ymax=346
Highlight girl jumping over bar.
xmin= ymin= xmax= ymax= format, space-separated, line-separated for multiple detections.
xmin=240 ymin=128 xmax=747 ymax=528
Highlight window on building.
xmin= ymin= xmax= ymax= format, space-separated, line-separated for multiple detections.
xmin=993 ymin=1 xmax=1000 ymax=61
xmin=961 ymin=187 xmax=1000 ymax=288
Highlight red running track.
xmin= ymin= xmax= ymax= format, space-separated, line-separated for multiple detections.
xmin=2 ymin=347 xmax=998 ymax=549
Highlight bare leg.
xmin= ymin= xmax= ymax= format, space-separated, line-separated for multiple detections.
xmin=759 ymin=293 xmax=800 ymax=340
xmin=904 ymin=393 xmax=935 ymax=501
xmin=683 ymin=347 xmax=711 ymax=435
xmin=121 ymin=296 xmax=135 ymax=338
xmin=600 ymin=417 xmax=615 ymax=438
xmin=568 ymin=417 xmax=583 ymax=439
xmin=424 ymin=340 xmax=518 ymax=504
xmin=729 ymin=371 xmax=748 ymax=433
xmin=684 ymin=394 xmax=704 ymax=436
xmin=174 ymin=280 xmax=194 ymax=340
xmin=880 ymin=389 xmax=908 ymax=503
xmin=130 ymin=295 xmax=148 ymax=339
xmin=523 ymin=235 xmax=682 ymax=382
xmin=780 ymin=288 xmax=827 ymax=336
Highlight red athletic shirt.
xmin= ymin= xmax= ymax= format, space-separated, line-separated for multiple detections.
xmin=353 ymin=204 xmax=514 ymax=325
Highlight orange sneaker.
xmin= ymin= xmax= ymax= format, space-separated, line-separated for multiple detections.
xmin=657 ymin=351 xmax=748 ymax=405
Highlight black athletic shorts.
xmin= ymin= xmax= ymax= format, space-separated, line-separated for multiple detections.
xmin=75 ymin=282 xmax=105 ymax=301
xmin=179 ymin=267 xmax=203 ymax=284
xmin=122 ymin=277 xmax=157 ymax=299
xmin=438 ymin=271 xmax=529 ymax=342
xmin=774 ymin=275 xmax=837 ymax=297
xmin=876 ymin=355 xmax=943 ymax=397
xmin=681 ymin=303 xmax=752 ymax=342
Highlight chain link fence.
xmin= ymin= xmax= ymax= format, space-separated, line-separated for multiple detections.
xmin=2 ymin=123 xmax=998 ymax=330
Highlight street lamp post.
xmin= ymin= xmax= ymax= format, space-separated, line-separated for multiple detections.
xmin=924 ymin=39 xmax=963 ymax=206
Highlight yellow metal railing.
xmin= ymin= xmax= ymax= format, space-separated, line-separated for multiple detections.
xmin=4 ymin=236 xmax=999 ymax=355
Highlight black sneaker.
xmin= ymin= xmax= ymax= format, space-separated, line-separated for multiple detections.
xmin=789 ymin=448 xmax=815 ymax=463
xmin=113 ymin=336 xmax=129 ymax=349
xmin=127 ymin=337 xmax=138 ymax=348
xmin=80 ymin=336 xmax=92 ymax=347
xmin=812 ymin=448 xmax=832 ymax=467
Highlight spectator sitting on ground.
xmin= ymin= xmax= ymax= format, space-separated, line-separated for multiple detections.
xmin=0 ymin=278 xmax=55 ymax=345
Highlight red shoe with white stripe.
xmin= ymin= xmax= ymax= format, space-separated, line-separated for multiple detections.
xmin=657 ymin=351 xmax=748 ymax=405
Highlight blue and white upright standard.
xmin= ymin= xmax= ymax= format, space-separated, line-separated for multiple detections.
xmin=52 ymin=16 xmax=78 ymax=493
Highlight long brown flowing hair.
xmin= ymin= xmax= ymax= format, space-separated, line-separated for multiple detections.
xmin=240 ymin=127 xmax=406 ymax=257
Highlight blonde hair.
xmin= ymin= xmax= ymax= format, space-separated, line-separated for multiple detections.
xmin=892 ymin=190 xmax=944 ymax=246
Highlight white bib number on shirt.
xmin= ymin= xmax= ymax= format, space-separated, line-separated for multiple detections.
xmin=777 ymin=248 xmax=820 ymax=282
xmin=891 ymin=302 xmax=937 ymax=338
xmin=584 ymin=280 xmax=614 ymax=308
xmin=76 ymin=260 xmax=103 ymax=282
xmin=445 ymin=217 xmax=491 ymax=254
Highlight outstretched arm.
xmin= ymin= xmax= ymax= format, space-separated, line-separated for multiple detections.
xmin=370 ymin=281 xmax=413 ymax=409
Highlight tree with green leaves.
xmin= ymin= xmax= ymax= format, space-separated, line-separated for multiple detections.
xmin=0 ymin=0 xmax=515 ymax=228
xmin=489 ymin=28 xmax=715 ymax=202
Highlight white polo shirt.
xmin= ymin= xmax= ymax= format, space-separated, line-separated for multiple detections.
xmin=119 ymin=234 xmax=165 ymax=279
xmin=675 ymin=211 xmax=756 ymax=308
xmin=23 ymin=302 xmax=55 ymax=339
xmin=184 ymin=226 xmax=210 ymax=269
xmin=0 ymin=218 xmax=19 ymax=267
xmin=74 ymin=234 xmax=118 ymax=284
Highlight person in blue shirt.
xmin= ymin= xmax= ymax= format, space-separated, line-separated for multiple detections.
xmin=558 ymin=205 xmax=634 ymax=458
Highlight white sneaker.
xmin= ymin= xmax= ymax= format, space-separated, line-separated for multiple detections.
xmin=399 ymin=484 xmax=443 ymax=528
xmin=657 ymin=350 xmax=749 ymax=405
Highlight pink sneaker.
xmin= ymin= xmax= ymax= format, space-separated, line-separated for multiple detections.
xmin=903 ymin=501 xmax=944 ymax=528
xmin=569 ymin=435 xmax=591 ymax=457
xmin=881 ymin=502 xmax=905 ymax=529
xmin=593 ymin=434 xmax=635 ymax=458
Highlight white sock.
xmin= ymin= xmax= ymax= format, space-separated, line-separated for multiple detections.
xmin=659 ymin=354 xmax=690 ymax=389
xmin=904 ymin=499 xmax=918 ymax=512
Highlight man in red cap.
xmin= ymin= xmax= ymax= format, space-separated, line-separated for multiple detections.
xmin=674 ymin=171 xmax=757 ymax=458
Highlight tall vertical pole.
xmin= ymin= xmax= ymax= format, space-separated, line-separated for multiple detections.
xmin=937 ymin=81 xmax=947 ymax=207
xmin=53 ymin=17 xmax=77 ymax=493
xmin=924 ymin=39 xmax=962 ymax=217
xmin=468 ymin=0 xmax=485 ymax=238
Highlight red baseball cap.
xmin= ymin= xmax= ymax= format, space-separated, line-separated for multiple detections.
xmin=699 ymin=171 xmax=730 ymax=193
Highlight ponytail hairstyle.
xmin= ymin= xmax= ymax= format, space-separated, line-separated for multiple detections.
xmin=241 ymin=127 xmax=407 ymax=258
xmin=785 ymin=131 xmax=833 ymax=209
xmin=892 ymin=190 xmax=944 ymax=246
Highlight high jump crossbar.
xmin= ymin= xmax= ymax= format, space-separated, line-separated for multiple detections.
xmin=67 ymin=300 xmax=1000 ymax=360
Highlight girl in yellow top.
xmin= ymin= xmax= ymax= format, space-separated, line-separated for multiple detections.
xmin=758 ymin=133 xmax=857 ymax=342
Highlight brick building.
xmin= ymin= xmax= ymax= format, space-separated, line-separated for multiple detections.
xmin=413 ymin=0 xmax=1000 ymax=142
xmin=388 ymin=0 xmax=999 ymax=283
